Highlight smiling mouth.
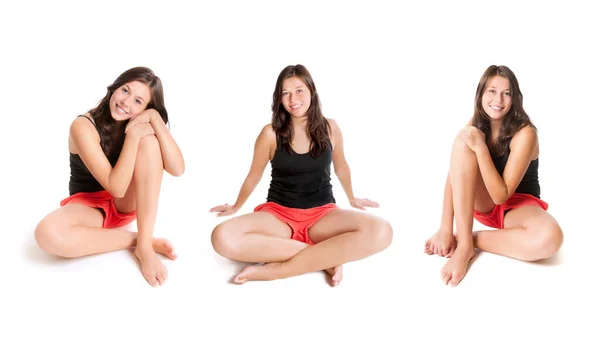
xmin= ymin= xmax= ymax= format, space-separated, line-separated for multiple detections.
xmin=489 ymin=105 xmax=504 ymax=111
xmin=116 ymin=104 xmax=128 ymax=115
xmin=290 ymin=104 xmax=302 ymax=109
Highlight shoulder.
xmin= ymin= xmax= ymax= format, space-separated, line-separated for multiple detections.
xmin=512 ymin=125 xmax=538 ymax=145
xmin=70 ymin=114 xmax=98 ymax=137
xmin=259 ymin=123 xmax=276 ymax=138
xmin=257 ymin=123 xmax=277 ymax=147
xmin=326 ymin=118 xmax=340 ymax=133
xmin=509 ymin=125 xmax=538 ymax=157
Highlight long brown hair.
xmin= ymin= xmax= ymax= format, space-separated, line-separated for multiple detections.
xmin=89 ymin=66 xmax=168 ymax=156
xmin=472 ymin=65 xmax=535 ymax=156
xmin=271 ymin=64 xmax=331 ymax=157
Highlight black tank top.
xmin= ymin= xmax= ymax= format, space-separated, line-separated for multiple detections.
xmin=492 ymin=138 xmax=541 ymax=198
xmin=266 ymin=138 xmax=336 ymax=209
xmin=68 ymin=115 xmax=119 ymax=195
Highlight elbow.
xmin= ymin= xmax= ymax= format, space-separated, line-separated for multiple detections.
xmin=171 ymin=165 xmax=185 ymax=177
xmin=492 ymin=190 xmax=510 ymax=205
xmin=493 ymin=197 xmax=508 ymax=205
xmin=167 ymin=160 xmax=185 ymax=177
xmin=110 ymin=188 xmax=126 ymax=199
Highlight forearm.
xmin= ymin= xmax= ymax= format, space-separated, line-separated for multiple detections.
xmin=151 ymin=117 xmax=185 ymax=176
xmin=440 ymin=173 xmax=454 ymax=232
xmin=107 ymin=135 xmax=140 ymax=198
xmin=475 ymin=147 xmax=508 ymax=204
xmin=335 ymin=164 xmax=355 ymax=201
xmin=233 ymin=175 xmax=261 ymax=210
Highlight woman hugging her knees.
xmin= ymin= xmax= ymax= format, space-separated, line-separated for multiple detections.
xmin=210 ymin=64 xmax=393 ymax=286
xmin=425 ymin=65 xmax=563 ymax=287
xmin=35 ymin=67 xmax=185 ymax=287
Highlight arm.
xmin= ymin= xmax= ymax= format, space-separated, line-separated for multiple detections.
xmin=149 ymin=112 xmax=185 ymax=177
xmin=329 ymin=119 xmax=355 ymax=202
xmin=474 ymin=126 xmax=538 ymax=204
xmin=210 ymin=124 xmax=274 ymax=216
xmin=70 ymin=117 xmax=148 ymax=198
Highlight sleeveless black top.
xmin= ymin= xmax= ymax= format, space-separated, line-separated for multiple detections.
xmin=68 ymin=115 xmax=119 ymax=195
xmin=266 ymin=138 xmax=336 ymax=209
xmin=492 ymin=138 xmax=541 ymax=198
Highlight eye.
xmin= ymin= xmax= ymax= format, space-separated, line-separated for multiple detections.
xmin=122 ymin=87 xmax=129 ymax=94
xmin=135 ymin=99 xmax=142 ymax=105
xmin=296 ymin=89 xmax=303 ymax=94
xmin=282 ymin=92 xmax=288 ymax=96
xmin=488 ymin=89 xmax=495 ymax=94
xmin=504 ymin=92 xmax=511 ymax=96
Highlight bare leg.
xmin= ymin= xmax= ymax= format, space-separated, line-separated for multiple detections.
xmin=211 ymin=211 xmax=305 ymax=262
xmin=440 ymin=136 xmax=495 ymax=287
xmin=212 ymin=211 xmax=344 ymax=286
xmin=425 ymin=172 xmax=456 ymax=257
xmin=124 ymin=135 xmax=168 ymax=287
xmin=473 ymin=206 xmax=563 ymax=261
xmin=35 ymin=206 xmax=174 ymax=259
xmin=232 ymin=209 xmax=392 ymax=285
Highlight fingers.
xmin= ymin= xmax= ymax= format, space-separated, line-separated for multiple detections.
xmin=351 ymin=203 xmax=366 ymax=211
xmin=209 ymin=204 xmax=228 ymax=212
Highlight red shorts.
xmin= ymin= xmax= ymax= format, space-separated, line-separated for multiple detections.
xmin=254 ymin=202 xmax=338 ymax=244
xmin=60 ymin=190 xmax=137 ymax=229
xmin=474 ymin=193 xmax=549 ymax=229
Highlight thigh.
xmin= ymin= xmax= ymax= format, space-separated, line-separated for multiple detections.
xmin=307 ymin=208 xmax=383 ymax=244
xmin=39 ymin=203 xmax=104 ymax=231
xmin=215 ymin=211 xmax=292 ymax=238
xmin=503 ymin=206 xmax=558 ymax=231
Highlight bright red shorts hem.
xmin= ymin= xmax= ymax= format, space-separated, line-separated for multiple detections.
xmin=474 ymin=193 xmax=548 ymax=229
xmin=60 ymin=190 xmax=137 ymax=229
xmin=254 ymin=201 xmax=338 ymax=244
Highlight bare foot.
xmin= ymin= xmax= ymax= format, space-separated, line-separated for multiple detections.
xmin=325 ymin=265 xmax=343 ymax=287
xmin=134 ymin=247 xmax=168 ymax=287
xmin=440 ymin=246 xmax=475 ymax=287
xmin=153 ymin=238 xmax=177 ymax=260
xmin=425 ymin=229 xmax=456 ymax=257
xmin=232 ymin=262 xmax=284 ymax=284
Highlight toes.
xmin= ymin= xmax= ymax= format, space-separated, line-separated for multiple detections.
xmin=442 ymin=272 xmax=452 ymax=285
xmin=449 ymin=273 xmax=460 ymax=287
xmin=157 ymin=271 xmax=167 ymax=285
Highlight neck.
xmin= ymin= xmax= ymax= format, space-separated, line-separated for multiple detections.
xmin=291 ymin=115 xmax=308 ymax=129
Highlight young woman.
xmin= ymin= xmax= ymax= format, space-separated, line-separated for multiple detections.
xmin=210 ymin=64 xmax=393 ymax=286
xmin=424 ymin=65 xmax=563 ymax=287
xmin=35 ymin=67 xmax=185 ymax=287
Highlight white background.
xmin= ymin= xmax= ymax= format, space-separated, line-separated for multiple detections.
xmin=1 ymin=1 xmax=598 ymax=336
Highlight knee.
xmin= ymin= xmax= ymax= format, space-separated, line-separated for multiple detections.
xmin=366 ymin=218 xmax=393 ymax=252
xmin=211 ymin=221 xmax=240 ymax=259
xmin=138 ymin=135 xmax=161 ymax=158
xmin=452 ymin=133 xmax=473 ymax=154
xmin=527 ymin=222 xmax=564 ymax=261
xmin=34 ymin=220 xmax=74 ymax=258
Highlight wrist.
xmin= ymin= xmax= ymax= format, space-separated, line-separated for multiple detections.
xmin=149 ymin=110 xmax=161 ymax=125
xmin=474 ymin=143 xmax=487 ymax=156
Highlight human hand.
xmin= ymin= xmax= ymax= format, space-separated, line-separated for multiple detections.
xmin=125 ymin=109 xmax=159 ymax=133
xmin=458 ymin=126 xmax=486 ymax=152
xmin=209 ymin=203 xmax=239 ymax=217
xmin=350 ymin=198 xmax=380 ymax=211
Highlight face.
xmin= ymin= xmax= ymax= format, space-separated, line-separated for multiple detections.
xmin=481 ymin=75 xmax=512 ymax=121
xmin=281 ymin=76 xmax=311 ymax=118
xmin=109 ymin=80 xmax=152 ymax=121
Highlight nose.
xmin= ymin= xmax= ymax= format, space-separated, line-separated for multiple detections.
xmin=120 ymin=96 xmax=133 ymax=108
xmin=493 ymin=92 xmax=503 ymax=103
